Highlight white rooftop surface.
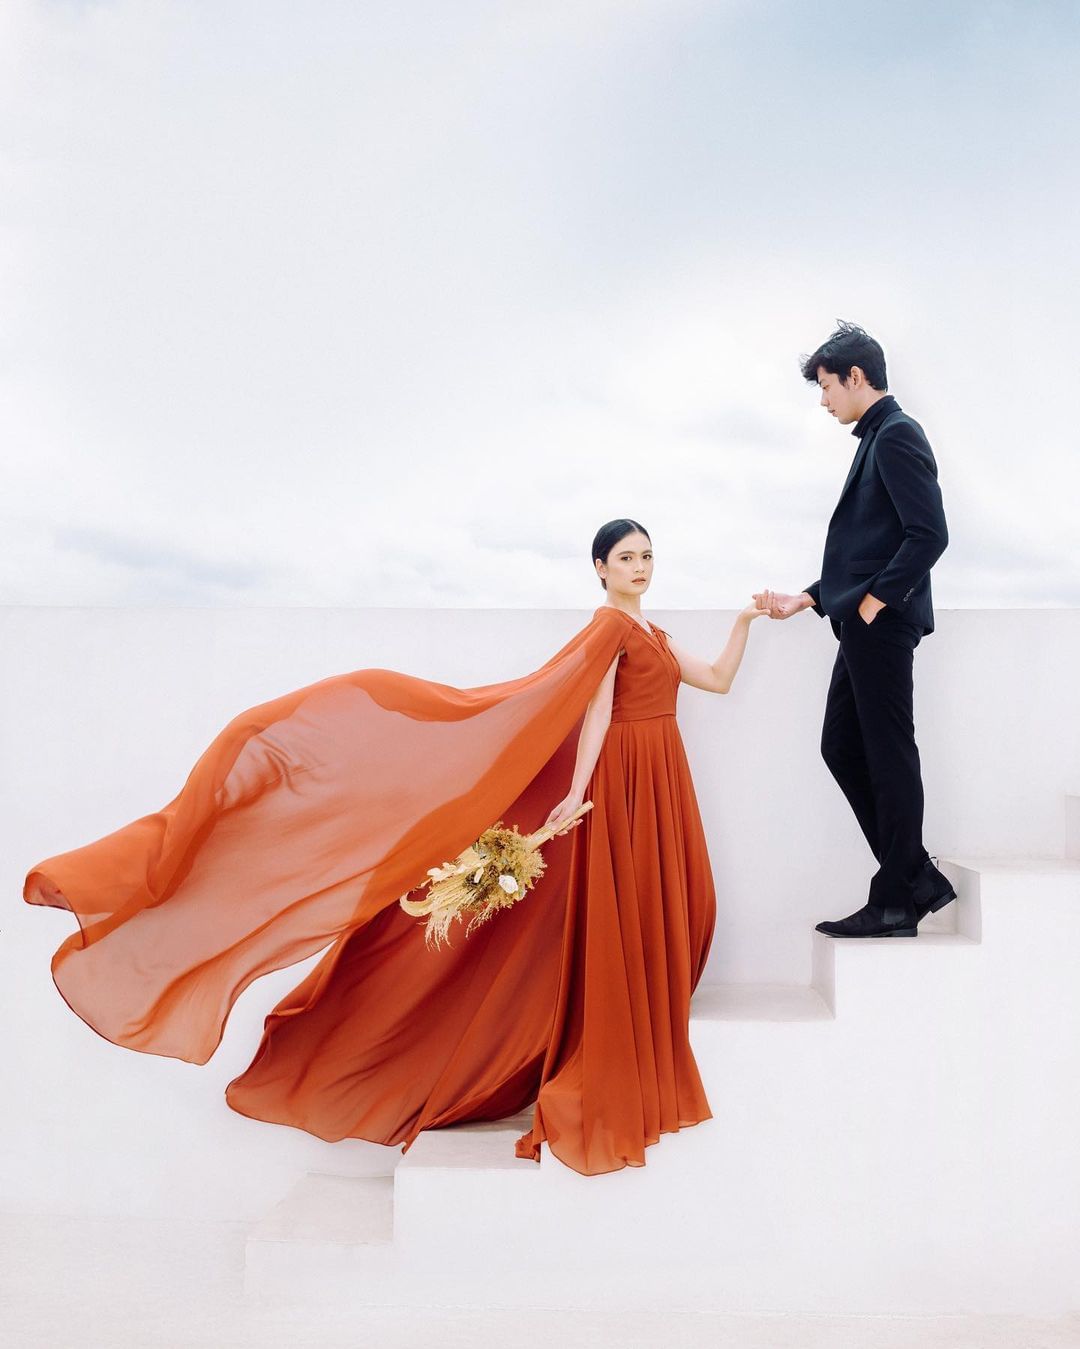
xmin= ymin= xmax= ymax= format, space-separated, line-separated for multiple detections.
xmin=4 ymin=607 xmax=1079 ymax=1336
xmin=3 ymin=1212 xmax=1079 ymax=1349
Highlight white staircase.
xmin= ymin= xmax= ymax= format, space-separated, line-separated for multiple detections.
xmin=244 ymin=848 xmax=1080 ymax=1316
xmin=1066 ymin=790 xmax=1080 ymax=860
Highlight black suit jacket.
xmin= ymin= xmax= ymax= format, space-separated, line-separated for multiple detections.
xmin=805 ymin=395 xmax=948 ymax=636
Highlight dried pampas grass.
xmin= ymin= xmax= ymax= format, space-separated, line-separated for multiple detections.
xmin=399 ymin=801 xmax=593 ymax=948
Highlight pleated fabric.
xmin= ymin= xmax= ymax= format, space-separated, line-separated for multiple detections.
xmin=515 ymin=615 xmax=716 ymax=1173
xmin=24 ymin=605 xmax=717 ymax=1175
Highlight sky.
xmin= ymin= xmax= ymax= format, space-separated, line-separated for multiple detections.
xmin=1 ymin=0 xmax=1078 ymax=611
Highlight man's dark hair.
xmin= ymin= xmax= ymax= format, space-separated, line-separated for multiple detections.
xmin=800 ymin=321 xmax=888 ymax=391
xmin=591 ymin=518 xmax=650 ymax=590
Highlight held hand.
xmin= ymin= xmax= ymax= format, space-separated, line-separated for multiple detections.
xmin=741 ymin=597 xmax=770 ymax=621
xmin=753 ymin=590 xmax=809 ymax=621
xmin=858 ymin=592 xmax=887 ymax=624
xmin=545 ymin=793 xmax=584 ymax=830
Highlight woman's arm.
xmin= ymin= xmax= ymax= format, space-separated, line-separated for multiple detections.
xmin=666 ymin=603 xmax=767 ymax=695
xmin=545 ymin=651 xmax=621 ymax=826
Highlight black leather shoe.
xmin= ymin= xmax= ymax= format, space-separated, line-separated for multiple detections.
xmin=913 ymin=857 xmax=956 ymax=923
xmin=815 ymin=902 xmax=918 ymax=938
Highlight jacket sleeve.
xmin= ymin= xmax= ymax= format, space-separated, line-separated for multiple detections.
xmin=870 ymin=421 xmax=949 ymax=612
xmin=803 ymin=580 xmax=825 ymax=616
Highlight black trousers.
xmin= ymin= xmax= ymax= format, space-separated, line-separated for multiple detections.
xmin=821 ymin=610 xmax=929 ymax=915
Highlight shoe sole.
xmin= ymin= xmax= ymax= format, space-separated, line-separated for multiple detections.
xmin=816 ymin=927 xmax=918 ymax=938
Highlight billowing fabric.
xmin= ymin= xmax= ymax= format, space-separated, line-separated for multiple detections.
xmin=24 ymin=605 xmax=716 ymax=1174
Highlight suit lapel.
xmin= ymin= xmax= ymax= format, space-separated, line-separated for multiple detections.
xmin=832 ymin=407 xmax=900 ymax=512
xmin=835 ymin=428 xmax=875 ymax=507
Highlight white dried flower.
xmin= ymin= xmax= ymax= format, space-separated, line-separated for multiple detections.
xmin=498 ymin=874 xmax=519 ymax=895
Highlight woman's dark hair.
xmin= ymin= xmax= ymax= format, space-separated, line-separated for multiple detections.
xmin=591 ymin=519 xmax=651 ymax=590
xmin=799 ymin=320 xmax=888 ymax=391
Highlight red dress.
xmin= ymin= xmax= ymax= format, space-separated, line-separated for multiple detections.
xmin=515 ymin=611 xmax=716 ymax=1172
xmin=23 ymin=606 xmax=716 ymax=1176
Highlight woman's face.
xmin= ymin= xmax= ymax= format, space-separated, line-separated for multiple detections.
xmin=596 ymin=531 xmax=653 ymax=598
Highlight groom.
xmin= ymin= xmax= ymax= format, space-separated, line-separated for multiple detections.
xmin=758 ymin=322 xmax=952 ymax=937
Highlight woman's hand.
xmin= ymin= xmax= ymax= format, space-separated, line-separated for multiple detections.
xmin=545 ymin=793 xmax=584 ymax=829
xmin=742 ymin=593 xmax=772 ymax=621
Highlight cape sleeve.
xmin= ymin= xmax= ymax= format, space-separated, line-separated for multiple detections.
xmin=23 ymin=607 xmax=627 ymax=1064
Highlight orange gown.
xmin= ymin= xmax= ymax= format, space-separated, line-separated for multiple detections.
xmin=23 ymin=605 xmax=716 ymax=1176
xmin=514 ymin=613 xmax=715 ymax=1172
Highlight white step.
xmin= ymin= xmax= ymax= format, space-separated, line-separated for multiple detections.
xmin=1065 ymin=792 xmax=1080 ymax=860
xmin=244 ymin=1174 xmax=394 ymax=1298
xmin=249 ymin=1172 xmax=393 ymax=1245
xmin=691 ymin=982 xmax=833 ymax=1022
xmin=943 ymin=854 xmax=1080 ymax=943
xmin=244 ymin=855 xmax=1080 ymax=1317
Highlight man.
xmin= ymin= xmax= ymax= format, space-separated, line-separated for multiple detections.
xmin=758 ymin=321 xmax=952 ymax=937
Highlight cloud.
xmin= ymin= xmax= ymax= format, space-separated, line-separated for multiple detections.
xmin=1 ymin=0 xmax=1077 ymax=612
xmin=55 ymin=526 xmax=268 ymax=594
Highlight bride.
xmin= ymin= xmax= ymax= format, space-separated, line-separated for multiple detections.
xmin=516 ymin=519 xmax=768 ymax=1170
xmin=24 ymin=518 xmax=769 ymax=1176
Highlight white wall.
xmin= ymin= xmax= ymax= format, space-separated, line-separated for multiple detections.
xmin=2 ymin=606 xmax=1078 ymax=1221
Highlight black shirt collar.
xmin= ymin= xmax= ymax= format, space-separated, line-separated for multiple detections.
xmin=852 ymin=393 xmax=899 ymax=439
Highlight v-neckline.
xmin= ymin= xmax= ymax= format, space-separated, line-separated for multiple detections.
xmin=602 ymin=607 xmax=656 ymax=639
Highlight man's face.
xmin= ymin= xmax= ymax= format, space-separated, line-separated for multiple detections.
xmin=816 ymin=367 xmax=861 ymax=425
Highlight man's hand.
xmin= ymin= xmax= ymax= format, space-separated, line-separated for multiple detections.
xmin=753 ymin=591 xmax=813 ymax=620
xmin=858 ymin=592 xmax=887 ymax=624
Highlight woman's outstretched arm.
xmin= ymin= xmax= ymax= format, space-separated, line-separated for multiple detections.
xmin=545 ymin=651 xmax=621 ymax=826
xmin=666 ymin=601 xmax=768 ymax=695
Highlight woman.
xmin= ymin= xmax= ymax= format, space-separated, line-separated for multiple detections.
xmin=514 ymin=519 xmax=766 ymax=1171
xmin=24 ymin=520 xmax=769 ymax=1177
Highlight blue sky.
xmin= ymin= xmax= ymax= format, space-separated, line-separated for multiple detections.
xmin=1 ymin=0 xmax=1077 ymax=609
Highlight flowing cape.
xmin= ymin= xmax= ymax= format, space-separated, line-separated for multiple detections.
xmin=24 ymin=608 xmax=628 ymax=1147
